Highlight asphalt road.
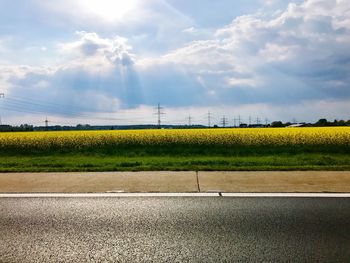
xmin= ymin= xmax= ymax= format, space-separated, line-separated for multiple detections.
xmin=1 ymin=197 xmax=350 ymax=262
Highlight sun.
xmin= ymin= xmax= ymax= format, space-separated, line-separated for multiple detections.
xmin=78 ymin=0 xmax=138 ymax=21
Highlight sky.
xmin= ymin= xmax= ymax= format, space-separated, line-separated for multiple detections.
xmin=0 ymin=0 xmax=349 ymax=126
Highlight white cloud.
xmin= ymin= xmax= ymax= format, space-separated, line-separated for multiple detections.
xmin=0 ymin=64 xmax=55 ymax=92
xmin=259 ymin=43 xmax=299 ymax=62
xmin=57 ymin=31 xmax=136 ymax=74
xmin=0 ymin=32 xmax=137 ymax=115
xmin=143 ymin=0 xmax=350 ymax=104
xmin=76 ymin=0 xmax=139 ymax=22
xmin=33 ymin=0 xmax=197 ymax=60
xmin=161 ymin=40 xmax=226 ymax=66
xmin=183 ymin=27 xmax=197 ymax=33
xmin=33 ymin=80 xmax=49 ymax=89
xmin=60 ymin=31 xmax=135 ymax=64
xmin=226 ymin=78 xmax=257 ymax=88
xmin=37 ymin=0 xmax=140 ymax=24
xmin=264 ymin=0 xmax=279 ymax=6
xmin=1 ymin=1 xmax=350 ymax=124
xmin=0 ymin=39 xmax=5 ymax=53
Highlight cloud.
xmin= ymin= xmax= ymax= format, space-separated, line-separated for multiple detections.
xmin=3 ymin=97 xmax=350 ymax=126
xmin=226 ymin=78 xmax=257 ymax=88
xmin=36 ymin=0 xmax=140 ymax=24
xmin=34 ymin=0 xmax=195 ymax=54
xmin=1 ymin=32 xmax=142 ymax=115
xmin=146 ymin=0 xmax=350 ymax=105
xmin=60 ymin=31 xmax=135 ymax=67
xmin=183 ymin=27 xmax=197 ymax=33
xmin=1 ymin=1 xmax=350 ymax=124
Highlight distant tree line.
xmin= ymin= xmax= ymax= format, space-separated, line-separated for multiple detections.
xmin=0 ymin=124 xmax=34 ymax=132
xmin=0 ymin=118 xmax=349 ymax=132
xmin=0 ymin=124 xmax=207 ymax=132
xmin=270 ymin=119 xmax=350 ymax=127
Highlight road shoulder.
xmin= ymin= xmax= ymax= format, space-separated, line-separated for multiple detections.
xmin=0 ymin=171 xmax=349 ymax=193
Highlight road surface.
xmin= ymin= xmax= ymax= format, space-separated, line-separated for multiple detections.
xmin=1 ymin=197 xmax=350 ymax=262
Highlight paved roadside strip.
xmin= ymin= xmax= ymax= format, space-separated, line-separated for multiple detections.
xmin=0 ymin=172 xmax=197 ymax=193
xmin=200 ymin=171 xmax=350 ymax=193
xmin=1 ymin=193 xmax=350 ymax=198
xmin=0 ymin=171 xmax=349 ymax=193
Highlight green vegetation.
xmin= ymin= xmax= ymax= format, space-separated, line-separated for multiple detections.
xmin=0 ymin=128 xmax=349 ymax=172
xmin=0 ymin=153 xmax=349 ymax=172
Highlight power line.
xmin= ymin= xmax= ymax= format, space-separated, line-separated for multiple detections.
xmin=0 ymin=97 xmax=151 ymax=122
xmin=4 ymin=97 xmax=103 ymax=118
xmin=45 ymin=116 xmax=49 ymax=131
xmin=220 ymin=115 xmax=228 ymax=128
xmin=3 ymin=100 xmax=83 ymax=118
xmin=0 ymin=96 xmax=261 ymax=128
xmin=233 ymin=115 xmax=242 ymax=127
xmin=154 ymin=103 xmax=165 ymax=129
xmin=188 ymin=115 xmax=192 ymax=126
xmin=207 ymin=111 xmax=211 ymax=127
xmin=0 ymin=93 xmax=4 ymax=125
xmin=0 ymin=96 xmax=280 ymax=128
xmin=233 ymin=115 xmax=241 ymax=128
xmin=6 ymin=95 xmax=102 ymax=114
xmin=0 ymin=105 xmax=156 ymax=126
xmin=0 ymin=104 xmax=94 ymax=120
xmin=4 ymin=96 xmax=150 ymax=122
xmin=256 ymin=116 xmax=261 ymax=125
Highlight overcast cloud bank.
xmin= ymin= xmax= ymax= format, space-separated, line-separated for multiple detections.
xmin=0 ymin=0 xmax=349 ymax=125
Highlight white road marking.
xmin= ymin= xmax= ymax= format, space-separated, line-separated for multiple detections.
xmin=222 ymin=193 xmax=350 ymax=197
xmin=0 ymin=193 xmax=350 ymax=198
xmin=0 ymin=193 xmax=219 ymax=198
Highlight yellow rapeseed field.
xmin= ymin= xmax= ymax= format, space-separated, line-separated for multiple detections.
xmin=0 ymin=127 xmax=349 ymax=150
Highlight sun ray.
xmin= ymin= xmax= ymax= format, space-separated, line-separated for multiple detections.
xmin=78 ymin=0 xmax=138 ymax=21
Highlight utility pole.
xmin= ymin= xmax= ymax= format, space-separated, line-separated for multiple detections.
xmin=155 ymin=103 xmax=165 ymax=129
xmin=249 ymin=116 xmax=252 ymax=126
xmin=221 ymin=115 xmax=228 ymax=128
xmin=0 ymin=93 xmax=4 ymax=125
xmin=207 ymin=111 xmax=211 ymax=128
xmin=45 ymin=116 xmax=49 ymax=131
xmin=256 ymin=117 xmax=261 ymax=125
xmin=233 ymin=115 xmax=241 ymax=128
xmin=188 ymin=115 xmax=192 ymax=126
xmin=265 ymin=118 xmax=269 ymax=126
